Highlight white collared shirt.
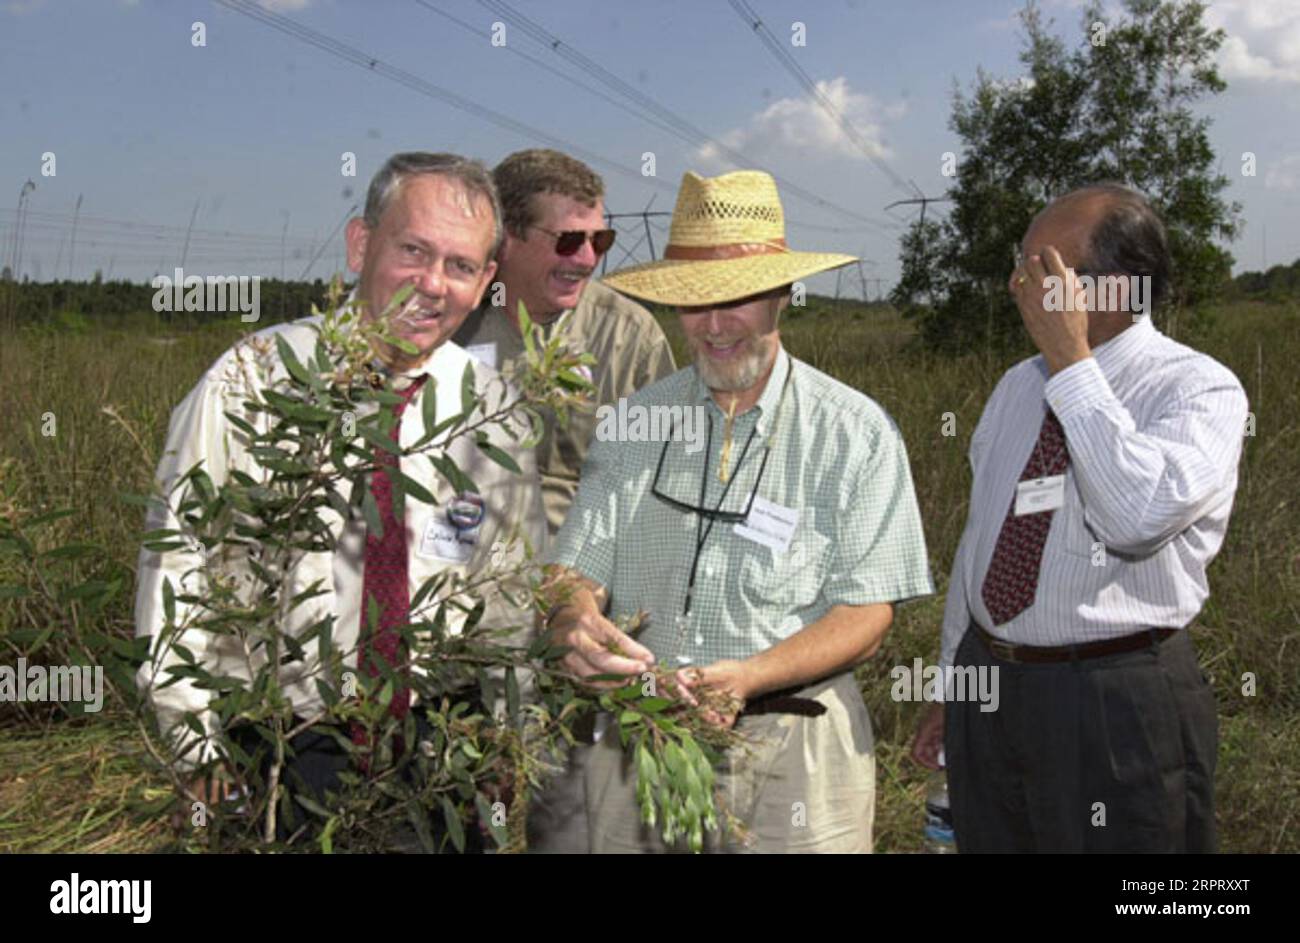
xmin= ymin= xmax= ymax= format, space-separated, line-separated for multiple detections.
xmin=940 ymin=316 xmax=1248 ymax=670
xmin=134 ymin=315 xmax=546 ymax=768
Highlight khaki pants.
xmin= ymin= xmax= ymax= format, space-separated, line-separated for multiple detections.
xmin=585 ymin=673 xmax=875 ymax=853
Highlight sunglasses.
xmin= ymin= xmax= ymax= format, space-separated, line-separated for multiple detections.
xmin=651 ymin=425 xmax=771 ymax=523
xmin=530 ymin=225 xmax=617 ymax=257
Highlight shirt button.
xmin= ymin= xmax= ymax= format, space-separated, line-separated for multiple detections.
xmin=705 ymin=565 xmax=715 ymax=578
xmin=694 ymin=633 xmax=704 ymax=646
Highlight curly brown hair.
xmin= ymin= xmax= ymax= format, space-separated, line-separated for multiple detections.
xmin=493 ymin=149 xmax=604 ymax=238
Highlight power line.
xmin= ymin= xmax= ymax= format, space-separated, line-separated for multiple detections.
xmin=5 ymin=209 xmax=321 ymax=248
xmin=214 ymin=0 xmax=679 ymax=197
xmin=472 ymin=0 xmax=898 ymax=234
xmin=726 ymin=0 xmax=914 ymax=198
xmin=214 ymin=0 xmax=890 ymax=248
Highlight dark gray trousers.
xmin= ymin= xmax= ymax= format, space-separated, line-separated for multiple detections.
xmin=944 ymin=625 xmax=1218 ymax=853
xmin=232 ymin=713 xmax=484 ymax=852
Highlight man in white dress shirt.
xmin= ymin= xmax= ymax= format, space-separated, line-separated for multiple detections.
xmin=911 ymin=183 xmax=1247 ymax=852
xmin=135 ymin=153 xmax=545 ymax=843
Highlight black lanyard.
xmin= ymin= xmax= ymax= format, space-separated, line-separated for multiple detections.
xmin=683 ymin=419 xmax=760 ymax=618
xmin=677 ymin=360 xmax=794 ymax=618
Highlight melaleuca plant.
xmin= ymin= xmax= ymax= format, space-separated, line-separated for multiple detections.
xmin=136 ymin=282 xmax=746 ymax=853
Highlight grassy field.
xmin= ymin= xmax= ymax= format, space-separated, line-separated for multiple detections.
xmin=1 ymin=296 xmax=1296 ymax=852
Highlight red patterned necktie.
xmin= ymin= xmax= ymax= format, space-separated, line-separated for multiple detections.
xmin=980 ymin=408 xmax=1070 ymax=626
xmin=352 ymin=374 xmax=428 ymax=755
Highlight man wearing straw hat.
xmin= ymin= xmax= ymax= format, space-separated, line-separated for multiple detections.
xmin=541 ymin=170 xmax=933 ymax=852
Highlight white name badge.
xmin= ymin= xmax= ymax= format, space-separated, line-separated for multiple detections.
xmin=1014 ymin=475 xmax=1066 ymax=516
xmin=464 ymin=342 xmax=497 ymax=370
xmin=733 ymin=495 xmax=800 ymax=553
xmin=417 ymin=518 xmax=476 ymax=562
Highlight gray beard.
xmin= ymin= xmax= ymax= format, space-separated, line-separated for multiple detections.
xmin=692 ymin=337 xmax=773 ymax=392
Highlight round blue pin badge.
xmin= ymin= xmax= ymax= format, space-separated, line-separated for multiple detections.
xmin=447 ymin=492 xmax=485 ymax=530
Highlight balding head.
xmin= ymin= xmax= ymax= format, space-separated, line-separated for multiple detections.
xmin=1026 ymin=183 xmax=1171 ymax=311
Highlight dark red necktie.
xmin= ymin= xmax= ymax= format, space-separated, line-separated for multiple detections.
xmin=352 ymin=374 xmax=428 ymax=756
xmin=980 ymin=409 xmax=1070 ymax=626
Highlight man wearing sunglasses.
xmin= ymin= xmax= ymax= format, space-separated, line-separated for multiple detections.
xmin=541 ymin=170 xmax=933 ymax=853
xmin=454 ymin=148 xmax=676 ymax=537
xmin=453 ymin=149 xmax=675 ymax=854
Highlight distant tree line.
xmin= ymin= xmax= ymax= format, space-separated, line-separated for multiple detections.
xmin=0 ymin=276 xmax=335 ymax=328
xmin=1227 ymin=259 xmax=1300 ymax=303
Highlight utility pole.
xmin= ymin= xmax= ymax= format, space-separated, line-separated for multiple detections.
xmin=299 ymin=203 xmax=357 ymax=281
xmin=69 ymin=193 xmax=83 ymax=279
xmin=180 ymin=199 xmax=200 ymax=271
xmin=885 ymin=180 xmax=951 ymax=227
xmin=601 ymin=208 xmax=671 ymax=275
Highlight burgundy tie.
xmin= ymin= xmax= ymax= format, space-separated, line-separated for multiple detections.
xmin=352 ymin=374 xmax=428 ymax=755
xmin=980 ymin=409 xmax=1070 ymax=626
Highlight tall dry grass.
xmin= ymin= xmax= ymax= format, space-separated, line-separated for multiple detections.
xmin=1 ymin=298 xmax=1295 ymax=851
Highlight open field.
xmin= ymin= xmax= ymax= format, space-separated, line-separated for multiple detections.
xmin=1 ymin=296 xmax=1296 ymax=852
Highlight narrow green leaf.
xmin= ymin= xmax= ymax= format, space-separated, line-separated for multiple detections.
xmin=505 ymin=667 xmax=519 ymax=723
xmin=460 ymin=361 xmax=476 ymax=417
xmin=276 ymin=334 xmax=314 ymax=387
xmin=440 ymin=795 xmax=466 ymax=853
xmin=475 ymin=433 xmax=522 ymax=474
xmin=162 ymin=576 xmax=176 ymax=625
xmin=360 ymin=424 xmax=402 ymax=456
xmin=428 ymin=453 xmax=476 ymax=496
xmin=420 ymin=376 xmax=439 ymax=441
xmin=397 ymin=472 xmax=436 ymax=506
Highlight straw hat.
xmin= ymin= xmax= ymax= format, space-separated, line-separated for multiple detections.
xmin=602 ymin=170 xmax=856 ymax=306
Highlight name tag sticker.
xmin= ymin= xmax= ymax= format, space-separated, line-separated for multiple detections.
xmin=464 ymin=342 xmax=497 ymax=370
xmin=734 ymin=495 xmax=800 ymax=553
xmin=418 ymin=518 xmax=476 ymax=562
xmin=1014 ymin=475 xmax=1066 ymax=516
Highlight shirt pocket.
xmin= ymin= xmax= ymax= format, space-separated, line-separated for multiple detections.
xmin=738 ymin=516 xmax=830 ymax=610
xmin=1056 ymin=509 xmax=1108 ymax=563
xmin=1051 ymin=471 xmax=1104 ymax=561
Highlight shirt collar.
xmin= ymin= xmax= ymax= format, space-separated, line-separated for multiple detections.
xmin=692 ymin=345 xmax=792 ymax=437
xmin=1092 ymin=314 xmax=1156 ymax=377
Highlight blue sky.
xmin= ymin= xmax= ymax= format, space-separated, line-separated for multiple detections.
xmin=2 ymin=0 xmax=1297 ymax=289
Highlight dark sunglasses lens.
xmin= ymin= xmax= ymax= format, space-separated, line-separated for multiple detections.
xmin=554 ymin=231 xmax=585 ymax=256
xmin=592 ymin=229 xmax=616 ymax=255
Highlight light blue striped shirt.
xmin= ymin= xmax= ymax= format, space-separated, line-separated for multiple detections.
xmin=940 ymin=316 xmax=1249 ymax=669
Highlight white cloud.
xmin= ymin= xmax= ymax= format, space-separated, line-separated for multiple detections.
xmin=1264 ymin=153 xmax=1300 ymax=190
xmin=696 ymin=77 xmax=905 ymax=167
xmin=1206 ymin=0 xmax=1300 ymax=84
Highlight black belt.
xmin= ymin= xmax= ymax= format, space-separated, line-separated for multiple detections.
xmin=973 ymin=622 xmax=1177 ymax=664
xmin=578 ymin=685 xmax=828 ymax=733
xmin=739 ymin=684 xmax=827 ymax=718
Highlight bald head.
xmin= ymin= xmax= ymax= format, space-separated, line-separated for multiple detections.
xmin=1024 ymin=183 xmax=1171 ymax=311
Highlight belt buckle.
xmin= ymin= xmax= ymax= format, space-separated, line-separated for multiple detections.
xmin=987 ymin=637 xmax=1019 ymax=663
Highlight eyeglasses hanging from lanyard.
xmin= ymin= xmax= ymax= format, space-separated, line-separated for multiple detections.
xmin=649 ymin=358 xmax=795 ymax=664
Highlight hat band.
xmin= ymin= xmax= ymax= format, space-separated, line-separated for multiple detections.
xmin=662 ymin=238 xmax=788 ymax=261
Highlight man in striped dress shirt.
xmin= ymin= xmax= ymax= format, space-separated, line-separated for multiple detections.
xmin=911 ymin=183 xmax=1248 ymax=852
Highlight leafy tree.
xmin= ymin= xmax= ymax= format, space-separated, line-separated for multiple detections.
xmin=893 ymin=0 xmax=1240 ymax=349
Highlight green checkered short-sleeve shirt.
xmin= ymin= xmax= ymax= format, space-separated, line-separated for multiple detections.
xmin=549 ymin=348 xmax=933 ymax=667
